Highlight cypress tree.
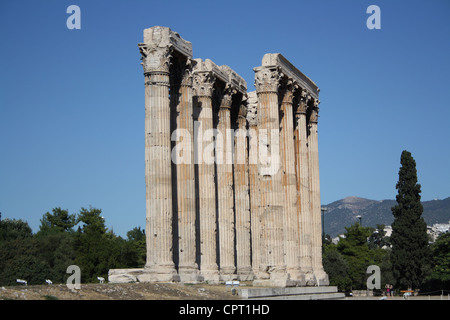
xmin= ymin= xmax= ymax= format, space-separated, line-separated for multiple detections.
xmin=391 ymin=150 xmax=430 ymax=290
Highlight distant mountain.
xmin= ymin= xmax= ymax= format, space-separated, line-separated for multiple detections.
xmin=323 ymin=196 xmax=450 ymax=237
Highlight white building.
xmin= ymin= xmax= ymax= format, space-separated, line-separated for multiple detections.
xmin=427 ymin=221 xmax=450 ymax=242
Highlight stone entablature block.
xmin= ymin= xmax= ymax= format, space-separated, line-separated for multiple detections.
xmin=193 ymin=58 xmax=247 ymax=95
xmin=142 ymin=26 xmax=192 ymax=58
xmin=261 ymin=53 xmax=319 ymax=100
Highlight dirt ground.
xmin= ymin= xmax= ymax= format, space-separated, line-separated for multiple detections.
xmin=3 ymin=282 xmax=447 ymax=301
xmin=0 ymin=282 xmax=241 ymax=300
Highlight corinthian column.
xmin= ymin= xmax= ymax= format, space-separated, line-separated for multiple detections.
xmin=247 ymin=91 xmax=266 ymax=280
xmin=192 ymin=70 xmax=220 ymax=283
xmin=308 ymin=100 xmax=329 ymax=286
xmin=216 ymin=85 xmax=236 ymax=280
xmin=253 ymin=66 xmax=289 ymax=287
xmin=294 ymin=91 xmax=314 ymax=285
xmin=234 ymin=101 xmax=253 ymax=281
xmin=139 ymin=42 xmax=178 ymax=281
xmin=170 ymin=57 xmax=199 ymax=282
xmin=279 ymin=81 xmax=302 ymax=284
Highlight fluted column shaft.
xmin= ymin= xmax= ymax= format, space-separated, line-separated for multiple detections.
xmin=234 ymin=105 xmax=253 ymax=280
xmin=279 ymin=84 xmax=301 ymax=282
xmin=193 ymin=72 xmax=220 ymax=282
xmin=171 ymin=61 xmax=199 ymax=281
xmin=294 ymin=95 xmax=314 ymax=284
xmin=254 ymin=67 xmax=287 ymax=285
xmin=142 ymin=47 xmax=177 ymax=280
xmin=308 ymin=105 xmax=329 ymax=285
xmin=248 ymin=119 xmax=265 ymax=279
xmin=216 ymin=87 xmax=236 ymax=279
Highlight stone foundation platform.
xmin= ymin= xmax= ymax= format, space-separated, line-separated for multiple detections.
xmin=238 ymin=286 xmax=345 ymax=300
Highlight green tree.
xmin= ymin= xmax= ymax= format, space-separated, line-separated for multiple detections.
xmin=127 ymin=226 xmax=145 ymax=242
xmin=0 ymin=209 xmax=148 ymax=286
xmin=33 ymin=208 xmax=77 ymax=283
xmin=427 ymin=232 xmax=450 ymax=288
xmin=76 ymin=206 xmax=107 ymax=235
xmin=1 ymin=254 xmax=50 ymax=286
xmin=368 ymin=224 xmax=390 ymax=250
xmin=0 ymin=218 xmax=32 ymax=241
xmin=35 ymin=232 xmax=76 ymax=283
xmin=336 ymin=223 xmax=374 ymax=289
xmin=72 ymin=207 xmax=145 ymax=282
xmin=104 ymin=233 xmax=141 ymax=269
xmin=323 ymin=244 xmax=352 ymax=291
xmin=37 ymin=207 xmax=77 ymax=235
xmin=73 ymin=206 xmax=109 ymax=282
xmin=126 ymin=226 xmax=146 ymax=267
xmin=390 ymin=150 xmax=431 ymax=289
xmin=0 ymin=219 xmax=51 ymax=285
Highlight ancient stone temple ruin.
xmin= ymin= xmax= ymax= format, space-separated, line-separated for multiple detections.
xmin=109 ymin=26 xmax=329 ymax=287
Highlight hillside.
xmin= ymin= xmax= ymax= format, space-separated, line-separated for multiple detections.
xmin=324 ymin=196 xmax=450 ymax=237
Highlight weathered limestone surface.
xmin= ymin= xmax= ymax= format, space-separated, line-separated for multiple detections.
xmin=216 ymin=84 xmax=236 ymax=279
xmin=138 ymin=26 xmax=185 ymax=281
xmin=279 ymin=81 xmax=303 ymax=285
xmin=250 ymin=54 xmax=325 ymax=287
xmin=261 ymin=53 xmax=319 ymax=100
xmin=109 ymin=28 xmax=329 ymax=288
xmin=192 ymin=58 xmax=247 ymax=282
xmin=238 ymin=286 xmax=345 ymax=300
xmin=253 ymin=65 xmax=289 ymax=287
xmin=234 ymin=102 xmax=253 ymax=281
xmin=294 ymin=91 xmax=315 ymax=284
xmin=192 ymin=61 xmax=220 ymax=283
xmin=247 ymin=91 xmax=265 ymax=280
xmin=108 ymin=269 xmax=144 ymax=283
xmin=170 ymin=56 xmax=200 ymax=283
xmin=308 ymin=104 xmax=329 ymax=286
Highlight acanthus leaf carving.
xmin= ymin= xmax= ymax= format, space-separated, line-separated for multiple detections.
xmin=309 ymin=107 xmax=319 ymax=123
xmin=138 ymin=43 xmax=173 ymax=74
xmin=181 ymin=58 xmax=194 ymax=87
xmin=170 ymin=57 xmax=193 ymax=87
xmin=254 ymin=67 xmax=280 ymax=93
xmin=296 ymin=89 xmax=309 ymax=114
xmin=219 ymin=84 xmax=235 ymax=110
xmin=280 ymin=79 xmax=295 ymax=105
xmin=193 ymin=71 xmax=216 ymax=97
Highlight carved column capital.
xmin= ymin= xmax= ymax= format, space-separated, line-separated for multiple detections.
xmin=193 ymin=71 xmax=216 ymax=97
xmin=170 ymin=58 xmax=193 ymax=88
xmin=181 ymin=68 xmax=193 ymax=88
xmin=309 ymin=107 xmax=319 ymax=124
xmin=280 ymin=79 xmax=296 ymax=105
xmin=138 ymin=43 xmax=173 ymax=75
xmin=254 ymin=67 xmax=280 ymax=93
xmin=295 ymin=89 xmax=310 ymax=115
xmin=308 ymin=98 xmax=320 ymax=123
xmin=313 ymin=98 xmax=320 ymax=108
xmin=219 ymin=84 xmax=235 ymax=110
xmin=238 ymin=103 xmax=248 ymax=120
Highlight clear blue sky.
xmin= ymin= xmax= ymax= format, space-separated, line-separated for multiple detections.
xmin=1 ymin=0 xmax=449 ymax=237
